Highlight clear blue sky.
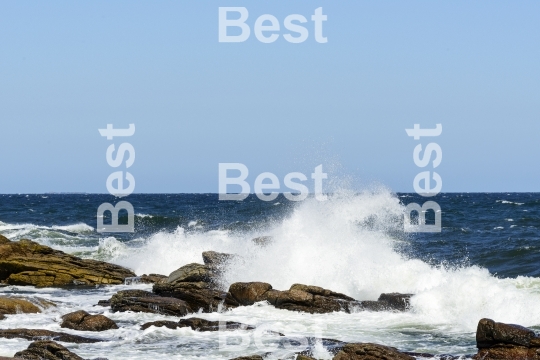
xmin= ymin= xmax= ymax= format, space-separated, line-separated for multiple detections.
xmin=1 ymin=1 xmax=539 ymax=193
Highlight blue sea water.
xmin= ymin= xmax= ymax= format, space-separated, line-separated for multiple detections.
xmin=1 ymin=191 xmax=539 ymax=359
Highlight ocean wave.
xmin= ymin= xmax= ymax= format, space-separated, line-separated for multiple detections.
xmin=100 ymin=189 xmax=540 ymax=333
xmin=496 ymin=200 xmax=524 ymax=205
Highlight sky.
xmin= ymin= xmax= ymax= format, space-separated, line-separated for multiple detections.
xmin=1 ymin=1 xmax=539 ymax=193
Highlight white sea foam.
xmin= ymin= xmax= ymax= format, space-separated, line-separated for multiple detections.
xmin=106 ymin=189 xmax=540 ymax=334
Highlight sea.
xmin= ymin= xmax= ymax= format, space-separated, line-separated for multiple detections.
xmin=1 ymin=191 xmax=540 ymax=359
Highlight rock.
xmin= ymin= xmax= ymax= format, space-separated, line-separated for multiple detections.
xmin=0 ymin=313 xmax=5 ymax=320
xmin=226 ymin=282 xmax=273 ymax=306
xmin=0 ymin=238 xmax=136 ymax=287
xmin=0 ymin=328 xmax=102 ymax=343
xmin=0 ymin=297 xmax=42 ymax=317
xmin=476 ymin=318 xmax=536 ymax=348
xmin=110 ymin=289 xmax=191 ymax=316
xmin=61 ymin=310 xmax=118 ymax=332
xmin=14 ymin=340 xmax=84 ymax=360
xmin=167 ymin=263 xmax=213 ymax=283
xmin=359 ymin=293 xmax=413 ymax=312
xmin=225 ymin=282 xmax=357 ymax=314
xmin=251 ymin=236 xmax=273 ymax=247
xmin=229 ymin=357 xmax=263 ymax=360
xmin=333 ymin=343 xmax=415 ymax=360
xmin=473 ymin=318 xmax=540 ymax=359
xmin=153 ymin=281 xmax=228 ymax=313
xmin=96 ymin=300 xmax=111 ymax=307
xmin=202 ymin=251 xmax=235 ymax=268
xmin=141 ymin=317 xmax=255 ymax=331
xmin=140 ymin=273 xmax=168 ymax=284
xmin=141 ymin=320 xmax=182 ymax=330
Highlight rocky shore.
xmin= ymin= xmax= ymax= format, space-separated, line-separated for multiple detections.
xmin=1 ymin=234 xmax=539 ymax=359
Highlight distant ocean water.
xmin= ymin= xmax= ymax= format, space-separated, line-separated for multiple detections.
xmin=1 ymin=191 xmax=540 ymax=359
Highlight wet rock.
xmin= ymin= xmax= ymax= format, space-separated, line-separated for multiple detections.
xmin=476 ymin=318 xmax=536 ymax=348
xmin=110 ymin=289 xmax=191 ymax=316
xmin=96 ymin=300 xmax=111 ymax=307
xmin=251 ymin=236 xmax=273 ymax=247
xmin=0 ymin=238 xmax=136 ymax=287
xmin=61 ymin=310 xmax=118 ymax=332
xmin=167 ymin=263 xmax=213 ymax=283
xmin=229 ymin=357 xmax=263 ymax=360
xmin=14 ymin=340 xmax=84 ymax=360
xmin=140 ymin=320 xmax=181 ymax=330
xmin=140 ymin=273 xmax=168 ymax=284
xmin=141 ymin=317 xmax=255 ymax=331
xmin=202 ymin=251 xmax=235 ymax=268
xmin=0 ymin=297 xmax=42 ymax=317
xmin=153 ymin=280 xmax=228 ymax=313
xmin=225 ymin=282 xmax=357 ymax=314
xmin=0 ymin=313 xmax=5 ymax=320
xmin=333 ymin=343 xmax=415 ymax=360
xmin=0 ymin=329 xmax=102 ymax=343
xmin=359 ymin=293 xmax=413 ymax=312
xmin=473 ymin=318 xmax=540 ymax=359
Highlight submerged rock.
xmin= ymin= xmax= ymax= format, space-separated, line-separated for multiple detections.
xmin=61 ymin=310 xmax=118 ymax=332
xmin=14 ymin=340 xmax=84 ymax=360
xmin=333 ymin=343 xmax=415 ymax=360
xmin=141 ymin=317 xmax=255 ymax=331
xmin=0 ymin=238 xmax=135 ymax=287
xmin=110 ymin=289 xmax=191 ymax=316
xmin=473 ymin=318 xmax=540 ymax=359
xmin=0 ymin=329 xmax=102 ymax=343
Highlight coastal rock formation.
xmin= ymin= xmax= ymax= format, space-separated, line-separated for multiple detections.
xmin=14 ymin=340 xmax=84 ymax=360
xmin=473 ymin=318 xmax=540 ymax=359
xmin=61 ymin=310 xmax=118 ymax=332
xmin=225 ymin=282 xmax=354 ymax=314
xmin=333 ymin=343 xmax=415 ymax=359
xmin=110 ymin=289 xmax=191 ymax=316
xmin=224 ymin=282 xmax=413 ymax=314
xmin=0 ymin=237 xmax=136 ymax=287
xmin=153 ymin=262 xmax=229 ymax=312
xmin=141 ymin=317 xmax=255 ymax=331
xmin=0 ymin=328 xmax=102 ymax=343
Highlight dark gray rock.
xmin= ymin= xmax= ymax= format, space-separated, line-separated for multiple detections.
xmin=110 ymin=289 xmax=191 ymax=316
xmin=0 ymin=328 xmax=102 ymax=343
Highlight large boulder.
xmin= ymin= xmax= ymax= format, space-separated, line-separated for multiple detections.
xmin=0 ymin=238 xmax=135 ymax=287
xmin=14 ymin=340 xmax=84 ymax=360
xmin=0 ymin=328 xmax=102 ymax=343
xmin=153 ymin=281 xmax=228 ymax=313
xmin=333 ymin=343 xmax=415 ymax=360
xmin=110 ymin=289 xmax=191 ymax=316
xmin=202 ymin=251 xmax=235 ymax=268
xmin=61 ymin=310 xmax=118 ymax=332
xmin=153 ymin=261 xmax=230 ymax=312
xmin=473 ymin=318 xmax=540 ymax=359
xmin=167 ymin=263 xmax=213 ymax=283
